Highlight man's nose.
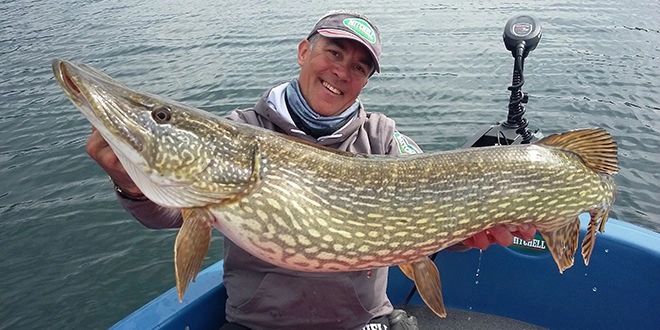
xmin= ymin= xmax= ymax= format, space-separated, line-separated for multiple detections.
xmin=332 ymin=60 xmax=351 ymax=81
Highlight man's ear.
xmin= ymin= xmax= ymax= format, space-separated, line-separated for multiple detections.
xmin=297 ymin=39 xmax=310 ymax=67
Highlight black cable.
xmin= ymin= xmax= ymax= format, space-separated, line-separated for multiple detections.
xmin=504 ymin=51 xmax=533 ymax=143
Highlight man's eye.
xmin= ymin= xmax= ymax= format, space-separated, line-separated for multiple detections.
xmin=353 ymin=64 xmax=369 ymax=77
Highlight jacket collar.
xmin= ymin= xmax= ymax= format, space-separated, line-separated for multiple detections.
xmin=252 ymin=87 xmax=368 ymax=146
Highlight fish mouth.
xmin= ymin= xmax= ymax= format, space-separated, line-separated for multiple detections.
xmin=52 ymin=59 xmax=146 ymax=154
xmin=52 ymin=59 xmax=215 ymax=208
xmin=53 ymin=60 xmax=88 ymax=110
xmin=58 ymin=62 xmax=83 ymax=96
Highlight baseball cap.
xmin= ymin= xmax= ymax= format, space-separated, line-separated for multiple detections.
xmin=307 ymin=12 xmax=382 ymax=73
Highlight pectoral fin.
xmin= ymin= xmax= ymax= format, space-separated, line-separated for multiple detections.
xmin=399 ymin=257 xmax=447 ymax=318
xmin=174 ymin=208 xmax=213 ymax=302
xmin=540 ymin=217 xmax=580 ymax=273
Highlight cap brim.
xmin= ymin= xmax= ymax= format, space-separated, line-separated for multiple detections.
xmin=317 ymin=29 xmax=381 ymax=73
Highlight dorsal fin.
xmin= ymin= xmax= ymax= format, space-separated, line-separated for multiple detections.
xmin=537 ymin=128 xmax=618 ymax=174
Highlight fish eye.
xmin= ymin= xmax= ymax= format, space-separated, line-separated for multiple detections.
xmin=151 ymin=105 xmax=172 ymax=123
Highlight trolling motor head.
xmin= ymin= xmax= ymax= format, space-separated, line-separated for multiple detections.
xmin=463 ymin=14 xmax=543 ymax=148
xmin=503 ymin=15 xmax=542 ymax=58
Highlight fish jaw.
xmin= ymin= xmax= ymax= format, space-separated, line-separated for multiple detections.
xmin=52 ymin=59 xmax=259 ymax=208
xmin=52 ymin=59 xmax=175 ymax=203
xmin=52 ymin=59 xmax=147 ymax=157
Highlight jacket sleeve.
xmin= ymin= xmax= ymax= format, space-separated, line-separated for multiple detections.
xmin=117 ymin=109 xmax=251 ymax=229
xmin=387 ymin=130 xmax=423 ymax=155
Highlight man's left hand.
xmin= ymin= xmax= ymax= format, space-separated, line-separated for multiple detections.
xmin=462 ymin=224 xmax=537 ymax=250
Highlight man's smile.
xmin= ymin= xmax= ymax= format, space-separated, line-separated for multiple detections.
xmin=322 ymin=80 xmax=342 ymax=95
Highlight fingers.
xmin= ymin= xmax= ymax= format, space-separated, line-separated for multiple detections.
xmin=87 ymin=129 xmax=121 ymax=171
xmin=512 ymin=224 xmax=537 ymax=241
xmin=462 ymin=225 xmax=512 ymax=250
xmin=462 ymin=232 xmax=490 ymax=250
xmin=86 ymin=128 xmax=110 ymax=161
xmin=461 ymin=224 xmax=538 ymax=250
xmin=85 ymin=127 xmax=141 ymax=194
xmin=487 ymin=225 xmax=514 ymax=246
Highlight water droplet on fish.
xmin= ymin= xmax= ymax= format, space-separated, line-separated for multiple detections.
xmin=475 ymin=280 xmax=479 ymax=285
xmin=604 ymin=249 xmax=609 ymax=253
xmin=592 ymin=287 xmax=598 ymax=292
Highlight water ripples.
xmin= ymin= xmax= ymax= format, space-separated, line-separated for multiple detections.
xmin=1 ymin=0 xmax=659 ymax=328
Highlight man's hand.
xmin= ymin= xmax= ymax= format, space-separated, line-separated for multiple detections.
xmin=462 ymin=224 xmax=537 ymax=250
xmin=86 ymin=127 xmax=142 ymax=195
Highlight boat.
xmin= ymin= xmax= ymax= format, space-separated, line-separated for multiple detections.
xmin=110 ymin=214 xmax=660 ymax=329
xmin=109 ymin=15 xmax=660 ymax=329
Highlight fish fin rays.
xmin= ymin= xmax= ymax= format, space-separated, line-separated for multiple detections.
xmin=399 ymin=257 xmax=447 ymax=318
xmin=535 ymin=128 xmax=617 ymax=270
xmin=540 ymin=217 xmax=580 ymax=273
xmin=398 ymin=263 xmax=415 ymax=281
xmin=536 ymin=128 xmax=618 ymax=175
xmin=582 ymin=207 xmax=610 ymax=266
xmin=581 ymin=212 xmax=598 ymax=266
xmin=597 ymin=206 xmax=611 ymax=233
xmin=174 ymin=208 xmax=213 ymax=302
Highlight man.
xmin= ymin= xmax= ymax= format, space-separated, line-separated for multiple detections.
xmin=87 ymin=10 xmax=536 ymax=330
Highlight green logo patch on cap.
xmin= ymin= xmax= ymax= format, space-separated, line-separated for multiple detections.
xmin=343 ymin=18 xmax=376 ymax=43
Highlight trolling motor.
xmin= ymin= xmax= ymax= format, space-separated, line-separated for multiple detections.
xmin=403 ymin=15 xmax=545 ymax=308
xmin=463 ymin=14 xmax=543 ymax=147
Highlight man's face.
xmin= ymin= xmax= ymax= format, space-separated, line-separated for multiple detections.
xmin=296 ymin=36 xmax=373 ymax=117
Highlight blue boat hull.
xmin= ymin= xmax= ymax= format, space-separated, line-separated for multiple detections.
xmin=110 ymin=214 xmax=660 ymax=329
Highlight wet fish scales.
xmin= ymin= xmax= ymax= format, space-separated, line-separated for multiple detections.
xmin=52 ymin=59 xmax=617 ymax=318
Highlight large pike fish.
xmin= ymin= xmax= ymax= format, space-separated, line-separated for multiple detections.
xmin=53 ymin=59 xmax=617 ymax=318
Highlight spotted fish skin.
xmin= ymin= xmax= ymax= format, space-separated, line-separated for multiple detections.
xmin=208 ymin=131 xmax=616 ymax=273
xmin=52 ymin=59 xmax=617 ymax=317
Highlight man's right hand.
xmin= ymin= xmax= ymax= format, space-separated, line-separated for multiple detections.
xmin=86 ymin=127 xmax=143 ymax=196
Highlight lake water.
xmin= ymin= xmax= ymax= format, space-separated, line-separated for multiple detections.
xmin=1 ymin=0 xmax=658 ymax=328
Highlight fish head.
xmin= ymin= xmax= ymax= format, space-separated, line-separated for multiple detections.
xmin=53 ymin=59 xmax=261 ymax=208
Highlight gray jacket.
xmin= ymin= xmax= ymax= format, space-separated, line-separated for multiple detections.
xmin=118 ymin=88 xmax=422 ymax=330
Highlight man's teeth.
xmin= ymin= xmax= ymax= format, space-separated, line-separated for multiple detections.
xmin=323 ymin=81 xmax=341 ymax=95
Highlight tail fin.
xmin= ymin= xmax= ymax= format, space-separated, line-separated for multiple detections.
xmin=537 ymin=128 xmax=618 ymax=174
